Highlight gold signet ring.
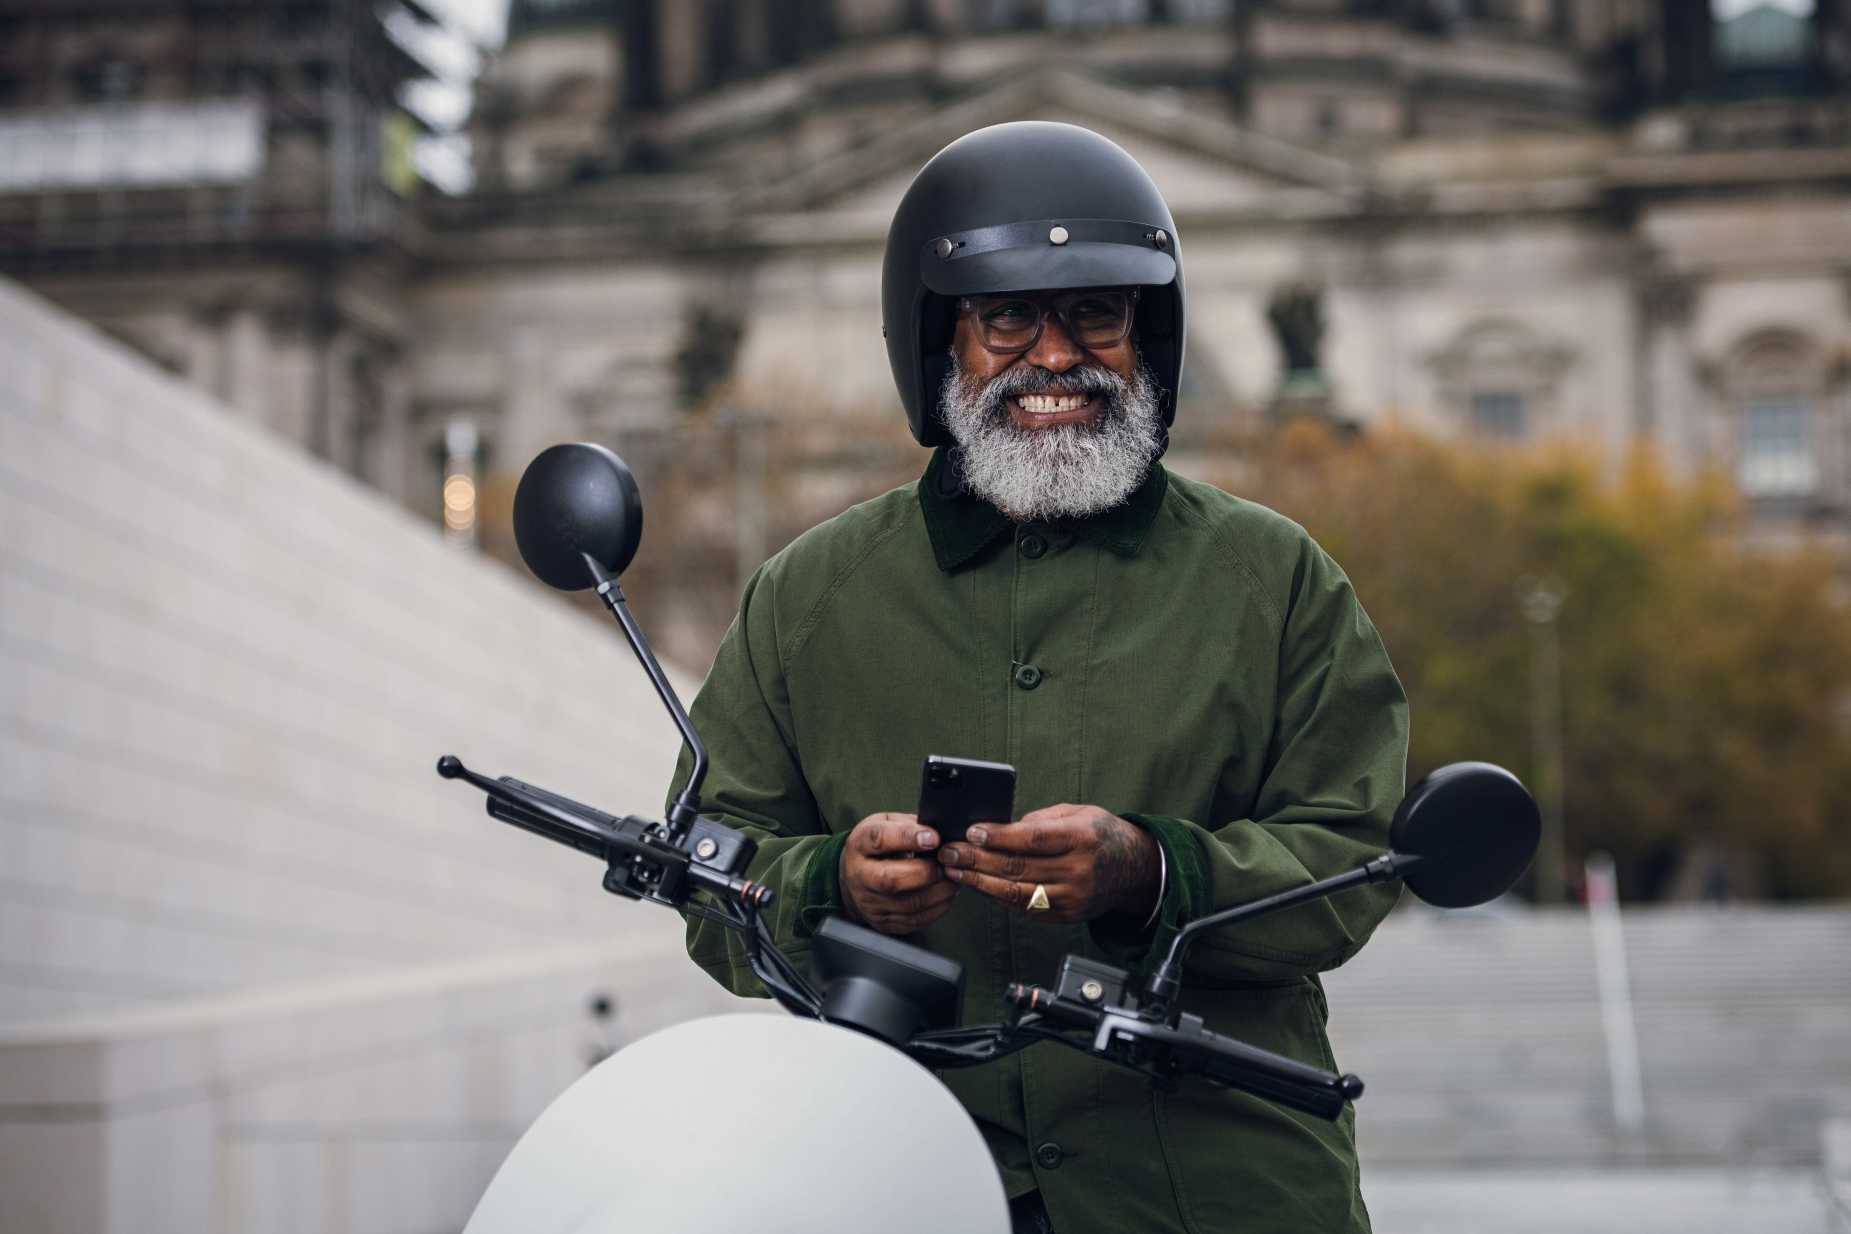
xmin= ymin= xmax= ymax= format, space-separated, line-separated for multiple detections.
xmin=1026 ymin=884 xmax=1052 ymax=912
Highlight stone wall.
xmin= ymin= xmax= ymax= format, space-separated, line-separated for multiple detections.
xmin=0 ymin=276 xmax=750 ymax=1233
xmin=0 ymin=275 xmax=723 ymax=1023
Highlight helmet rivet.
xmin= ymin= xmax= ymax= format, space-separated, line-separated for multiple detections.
xmin=1152 ymin=229 xmax=1170 ymax=251
xmin=1048 ymin=225 xmax=1070 ymax=246
xmin=934 ymin=237 xmax=955 ymax=259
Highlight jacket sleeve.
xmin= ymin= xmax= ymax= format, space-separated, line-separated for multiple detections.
xmin=1092 ymin=534 xmax=1408 ymax=983
xmin=669 ymin=562 xmax=846 ymax=998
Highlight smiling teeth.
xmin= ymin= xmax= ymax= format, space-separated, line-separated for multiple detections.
xmin=1018 ymin=394 xmax=1088 ymax=413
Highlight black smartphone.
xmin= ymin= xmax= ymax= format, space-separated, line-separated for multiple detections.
xmin=917 ymin=755 xmax=1016 ymax=846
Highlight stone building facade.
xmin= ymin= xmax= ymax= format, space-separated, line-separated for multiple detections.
xmin=4 ymin=1 xmax=1850 ymax=599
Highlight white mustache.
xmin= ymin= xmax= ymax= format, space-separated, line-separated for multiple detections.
xmin=980 ymin=364 xmax=1123 ymax=408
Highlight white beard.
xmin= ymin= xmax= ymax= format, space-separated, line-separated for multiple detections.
xmin=938 ymin=354 xmax=1165 ymax=521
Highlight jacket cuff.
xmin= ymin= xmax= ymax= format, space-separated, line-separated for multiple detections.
xmin=797 ymin=831 xmax=851 ymax=938
xmin=1088 ymin=813 xmax=1210 ymax=973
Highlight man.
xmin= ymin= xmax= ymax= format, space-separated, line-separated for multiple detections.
xmin=673 ymin=122 xmax=1407 ymax=1234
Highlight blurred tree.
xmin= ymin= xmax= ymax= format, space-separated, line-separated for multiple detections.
xmin=1218 ymin=424 xmax=1851 ymax=901
xmin=478 ymin=404 xmax=1851 ymax=901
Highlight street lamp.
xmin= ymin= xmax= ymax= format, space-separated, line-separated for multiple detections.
xmin=1519 ymin=577 xmax=1568 ymax=904
xmin=442 ymin=417 xmax=482 ymax=546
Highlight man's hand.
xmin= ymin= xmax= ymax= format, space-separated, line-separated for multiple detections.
xmin=840 ymin=812 xmax=959 ymax=936
xmin=936 ymin=804 xmax=1160 ymax=925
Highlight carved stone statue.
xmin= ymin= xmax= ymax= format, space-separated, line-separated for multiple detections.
xmin=1266 ymin=281 xmax=1325 ymax=376
xmin=1266 ymin=281 xmax=1337 ymax=422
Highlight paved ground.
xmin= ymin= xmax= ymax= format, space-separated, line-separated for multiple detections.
xmin=1362 ymin=1169 xmax=1844 ymax=1234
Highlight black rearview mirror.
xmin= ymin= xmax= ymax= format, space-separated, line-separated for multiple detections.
xmin=513 ymin=443 xmax=644 ymax=591
xmin=1389 ymin=762 xmax=1540 ymax=908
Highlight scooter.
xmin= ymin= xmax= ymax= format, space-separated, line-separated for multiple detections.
xmin=437 ymin=443 xmax=1542 ymax=1234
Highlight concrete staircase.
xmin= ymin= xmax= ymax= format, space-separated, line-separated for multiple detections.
xmin=1323 ymin=905 xmax=1851 ymax=1168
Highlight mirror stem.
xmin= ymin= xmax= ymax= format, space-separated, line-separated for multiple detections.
xmin=1143 ymin=851 xmax=1422 ymax=1016
xmin=581 ymin=552 xmax=709 ymax=835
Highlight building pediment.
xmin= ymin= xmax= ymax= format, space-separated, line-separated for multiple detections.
xmin=740 ymin=69 xmax=1366 ymax=236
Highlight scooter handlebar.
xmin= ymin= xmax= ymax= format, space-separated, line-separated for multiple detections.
xmin=441 ymin=756 xmax=1359 ymax=1119
xmin=1006 ymin=983 xmax=1361 ymax=1120
xmin=443 ymin=755 xmax=772 ymax=910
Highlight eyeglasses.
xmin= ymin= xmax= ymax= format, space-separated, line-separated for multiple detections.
xmin=957 ymin=287 xmax=1139 ymax=355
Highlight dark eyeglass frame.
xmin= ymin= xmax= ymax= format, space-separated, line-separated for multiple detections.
xmin=956 ymin=287 xmax=1140 ymax=356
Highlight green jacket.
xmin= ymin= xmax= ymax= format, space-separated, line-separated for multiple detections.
xmin=672 ymin=449 xmax=1407 ymax=1234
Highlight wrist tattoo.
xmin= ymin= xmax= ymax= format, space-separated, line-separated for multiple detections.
xmin=1092 ymin=814 xmax=1159 ymax=917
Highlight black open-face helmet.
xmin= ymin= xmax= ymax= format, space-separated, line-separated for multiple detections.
xmin=881 ymin=121 xmax=1184 ymax=449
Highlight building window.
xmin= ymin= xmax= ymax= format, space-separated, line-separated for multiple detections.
xmin=1315 ymin=99 xmax=1341 ymax=141
xmin=72 ymin=58 xmax=144 ymax=102
xmin=1471 ymin=390 xmax=1527 ymax=440
xmin=1046 ymin=0 xmax=1150 ymax=26
xmin=1461 ymin=0 xmax=1522 ymax=20
xmin=1715 ymin=330 xmax=1829 ymax=508
xmin=1164 ymin=0 xmax=1232 ymax=19
xmin=1713 ymin=0 xmax=1816 ymax=70
xmin=970 ymin=0 xmax=1033 ymax=31
xmin=1428 ymin=320 xmax=1572 ymax=444
xmin=1737 ymin=395 xmax=1816 ymax=499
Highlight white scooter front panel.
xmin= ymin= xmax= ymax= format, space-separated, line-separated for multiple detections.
xmin=464 ymin=1012 xmax=1011 ymax=1234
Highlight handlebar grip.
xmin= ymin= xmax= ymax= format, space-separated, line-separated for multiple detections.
xmin=486 ymin=796 xmax=607 ymax=858
xmin=1194 ymin=1036 xmax=1363 ymax=1120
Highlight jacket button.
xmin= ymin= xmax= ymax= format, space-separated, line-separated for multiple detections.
xmin=1019 ymin=533 xmax=1047 ymax=559
xmin=1035 ymin=1141 xmax=1064 ymax=1169
xmin=1013 ymin=663 xmax=1042 ymax=690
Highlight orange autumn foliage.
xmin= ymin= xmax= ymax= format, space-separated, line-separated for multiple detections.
xmin=1212 ymin=426 xmax=1851 ymax=899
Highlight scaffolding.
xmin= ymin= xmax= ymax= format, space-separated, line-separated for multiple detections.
xmin=0 ymin=0 xmax=437 ymax=270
